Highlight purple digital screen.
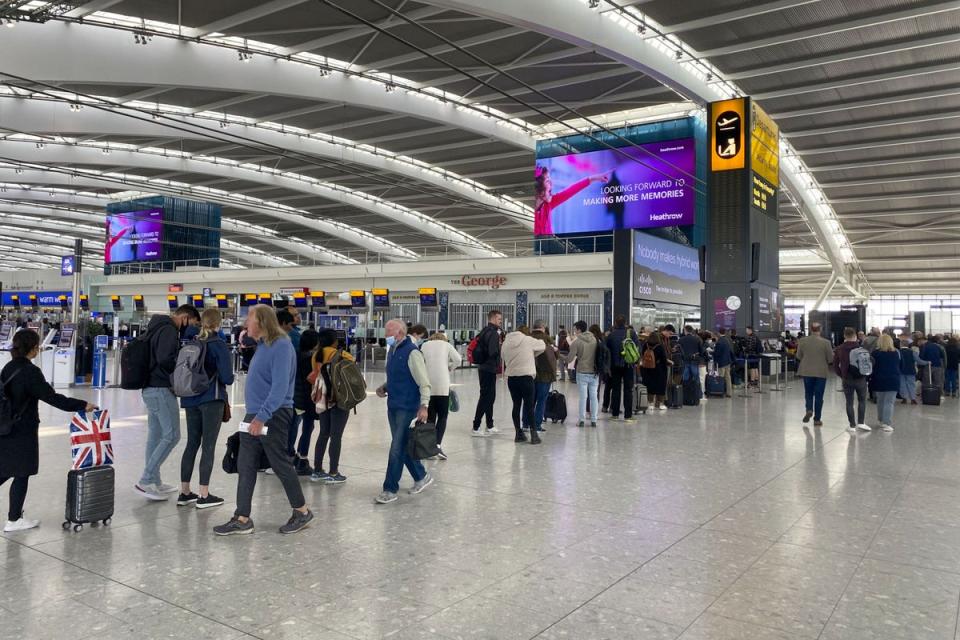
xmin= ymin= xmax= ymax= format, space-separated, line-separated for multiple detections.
xmin=534 ymin=138 xmax=696 ymax=236
xmin=105 ymin=209 xmax=163 ymax=264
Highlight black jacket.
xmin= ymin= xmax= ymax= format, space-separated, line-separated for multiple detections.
xmin=146 ymin=314 xmax=180 ymax=389
xmin=293 ymin=351 xmax=318 ymax=416
xmin=0 ymin=357 xmax=88 ymax=477
xmin=606 ymin=327 xmax=639 ymax=368
xmin=476 ymin=323 xmax=502 ymax=373
xmin=678 ymin=334 xmax=706 ymax=364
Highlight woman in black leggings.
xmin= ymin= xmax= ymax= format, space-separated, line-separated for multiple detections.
xmin=1 ymin=329 xmax=93 ymax=532
xmin=309 ymin=329 xmax=352 ymax=484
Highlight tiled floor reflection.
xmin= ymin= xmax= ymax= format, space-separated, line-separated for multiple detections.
xmin=2 ymin=371 xmax=960 ymax=639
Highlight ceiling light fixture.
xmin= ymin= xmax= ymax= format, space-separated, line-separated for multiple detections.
xmin=133 ymin=31 xmax=152 ymax=45
xmin=238 ymin=49 xmax=253 ymax=62
xmin=588 ymin=0 xmax=601 ymax=8
xmin=69 ymin=102 xmax=82 ymax=111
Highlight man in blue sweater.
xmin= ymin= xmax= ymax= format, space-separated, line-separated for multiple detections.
xmin=919 ymin=335 xmax=945 ymax=392
xmin=375 ymin=319 xmax=433 ymax=504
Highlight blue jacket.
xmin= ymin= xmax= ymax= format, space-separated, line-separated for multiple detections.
xmin=898 ymin=347 xmax=918 ymax=376
xmin=872 ymin=351 xmax=901 ymax=392
xmin=245 ymin=336 xmax=296 ymax=423
xmin=181 ymin=336 xmax=235 ymax=409
xmin=288 ymin=326 xmax=301 ymax=352
xmin=386 ymin=336 xmax=420 ymax=411
xmin=920 ymin=342 xmax=943 ymax=367
xmin=713 ymin=336 xmax=734 ymax=368
xmin=605 ymin=327 xmax=639 ymax=368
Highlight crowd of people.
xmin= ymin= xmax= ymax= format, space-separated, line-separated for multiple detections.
xmin=2 ymin=302 xmax=958 ymax=536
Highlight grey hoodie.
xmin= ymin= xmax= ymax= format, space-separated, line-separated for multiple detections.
xmin=567 ymin=331 xmax=597 ymax=374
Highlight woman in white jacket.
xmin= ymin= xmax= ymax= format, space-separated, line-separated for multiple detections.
xmin=421 ymin=332 xmax=462 ymax=460
xmin=501 ymin=326 xmax=546 ymax=445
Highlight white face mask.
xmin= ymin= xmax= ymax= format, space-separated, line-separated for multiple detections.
xmin=386 ymin=335 xmax=396 ymax=348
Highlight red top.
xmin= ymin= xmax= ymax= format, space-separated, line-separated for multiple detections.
xmin=534 ymin=178 xmax=591 ymax=236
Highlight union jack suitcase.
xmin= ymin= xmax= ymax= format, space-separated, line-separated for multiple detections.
xmin=64 ymin=410 xmax=114 ymax=532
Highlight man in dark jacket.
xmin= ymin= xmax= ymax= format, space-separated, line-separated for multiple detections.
xmin=713 ymin=328 xmax=734 ymax=397
xmin=472 ymin=309 xmax=503 ymax=436
xmin=605 ymin=315 xmax=639 ymax=422
xmin=833 ymin=327 xmax=867 ymax=431
xmin=135 ymin=304 xmax=199 ymax=502
xmin=920 ymin=335 xmax=944 ymax=392
xmin=678 ymin=325 xmax=705 ymax=385
xmin=531 ymin=321 xmax=557 ymax=432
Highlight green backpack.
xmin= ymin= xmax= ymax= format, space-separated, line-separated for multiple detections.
xmin=621 ymin=335 xmax=641 ymax=365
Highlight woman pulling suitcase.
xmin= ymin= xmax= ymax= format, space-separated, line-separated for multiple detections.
xmin=0 ymin=329 xmax=94 ymax=532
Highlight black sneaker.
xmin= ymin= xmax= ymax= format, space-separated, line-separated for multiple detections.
xmin=177 ymin=492 xmax=198 ymax=506
xmin=530 ymin=433 xmax=541 ymax=445
xmin=196 ymin=494 xmax=224 ymax=509
xmin=590 ymin=421 xmax=597 ymax=428
xmin=279 ymin=509 xmax=314 ymax=535
xmin=514 ymin=430 xmax=527 ymax=443
xmin=213 ymin=516 xmax=254 ymax=536
xmin=295 ymin=458 xmax=314 ymax=476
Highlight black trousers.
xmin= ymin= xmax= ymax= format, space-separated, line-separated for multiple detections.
xmin=181 ymin=400 xmax=225 ymax=486
xmin=473 ymin=369 xmax=497 ymax=430
xmin=507 ymin=376 xmax=535 ymax=433
xmin=0 ymin=476 xmax=28 ymax=521
xmin=235 ymin=408 xmax=305 ymax=518
xmin=609 ymin=365 xmax=635 ymax=418
xmin=428 ymin=395 xmax=450 ymax=446
xmin=313 ymin=407 xmax=349 ymax=475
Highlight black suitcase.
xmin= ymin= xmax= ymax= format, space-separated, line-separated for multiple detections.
xmin=705 ymin=373 xmax=726 ymax=397
xmin=545 ymin=389 xmax=567 ymax=423
xmin=922 ymin=367 xmax=941 ymax=406
xmin=682 ymin=377 xmax=701 ymax=406
xmin=666 ymin=383 xmax=683 ymax=409
xmin=63 ymin=465 xmax=114 ymax=532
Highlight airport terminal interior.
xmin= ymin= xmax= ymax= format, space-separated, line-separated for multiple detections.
xmin=1 ymin=1 xmax=959 ymax=639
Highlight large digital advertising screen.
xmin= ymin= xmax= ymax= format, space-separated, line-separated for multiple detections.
xmin=632 ymin=233 xmax=702 ymax=307
xmin=534 ymin=138 xmax=696 ymax=237
xmin=105 ymin=209 xmax=163 ymax=264
xmin=753 ymin=284 xmax=783 ymax=334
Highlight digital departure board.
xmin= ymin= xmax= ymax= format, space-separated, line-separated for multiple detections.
xmin=419 ymin=288 xmax=438 ymax=311
xmin=292 ymin=292 xmax=308 ymax=308
xmin=372 ymin=288 xmax=390 ymax=309
xmin=79 ymin=294 xmax=89 ymax=310
xmin=133 ymin=295 xmax=145 ymax=311
xmin=110 ymin=295 xmax=122 ymax=311
xmin=241 ymin=294 xmax=257 ymax=307
xmin=167 ymin=294 xmax=178 ymax=310
xmin=216 ymin=294 xmax=229 ymax=309
xmin=258 ymin=293 xmax=273 ymax=307
xmin=310 ymin=291 xmax=326 ymax=308
xmin=350 ymin=290 xmax=368 ymax=311
xmin=192 ymin=294 xmax=204 ymax=309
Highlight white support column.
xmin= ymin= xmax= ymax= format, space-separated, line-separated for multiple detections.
xmin=813 ymin=272 xmax=838 ymax=311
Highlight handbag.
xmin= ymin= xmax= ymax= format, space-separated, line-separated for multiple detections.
xmin=222 ymin=400 xmax=232 ymax=424
xmin=311 ymin=370 xmax=329 ymax=414
xmin=448 ymin=389 xmax=460 ymax=413
xmin=407 ymin=420 xmax=438 ymax=460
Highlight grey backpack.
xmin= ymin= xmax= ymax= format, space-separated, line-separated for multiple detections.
xmin=172 ymin=339 xmax=212 ymax=398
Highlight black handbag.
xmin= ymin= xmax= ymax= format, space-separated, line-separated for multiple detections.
xmin=407 ymin=420 xmax=438 ymax=460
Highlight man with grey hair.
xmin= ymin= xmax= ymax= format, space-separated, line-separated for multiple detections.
xmin=796 ymin=321 xmax=833 ymax=427
xmin=374 ymin=319 xmax=433 ymax=504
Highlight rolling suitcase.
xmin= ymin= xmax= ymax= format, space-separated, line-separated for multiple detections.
xmin=682 ymin=377 xmax=701 ymax=406
xmin=922 ymin=367 xmax=941 ymax=406
xmin=545 ymin=388 xmax=567 ymax=423
xmin=666 ymin=383 xmax=683 ymax=409
xmin=63 ymin=466 xmax=114 ymax=532
xmin=634 ymin=383 xmax=648 ymax=415
xmin=705 ymin=373 xmax=726 ymax=397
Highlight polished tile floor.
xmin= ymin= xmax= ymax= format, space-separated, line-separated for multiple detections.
xmin=3 ymin=371 xmax=960 ymax=639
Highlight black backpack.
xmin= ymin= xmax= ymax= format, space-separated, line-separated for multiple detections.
xmin=0 ymin=369 xmax=24 ymax=437
xmin=595 ymin=340 xmax=611 ymax=377
xmin=120 ymin=331 xmax=153 ymax=390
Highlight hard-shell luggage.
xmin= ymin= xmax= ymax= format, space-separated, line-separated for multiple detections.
xmin=545 ymin=389 xmax=567 ymax=423
xmin=705 ymin=373 xmax=726 ymax=397
xmin=63 ymin=465 xmax=114 ymax=532
xmin=682 ymin=377 xmax=701 ymax=406
xmin=666 ymin=383 xmax=683 ymax=409
xmin=922 ymin=367 xmax=941 ymax=406
xmin=634 ymin=383 xmax=648 ymax=414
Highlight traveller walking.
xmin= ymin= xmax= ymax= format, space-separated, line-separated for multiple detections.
xmin=796 ymin=322 xmax=833 ymax=427
xmin=471 ymin=310 xmax=503 ymax=436
xmin=834 ymin=327 xmax=870 ymax=432
xmin=872 ymin=335 xmax=900 ymax=432
xmin=0 ymin=330 xmax=93 ymax=532
xmin=714 ymin=328 xmax=734 ymax=397
xmin=309 ymin=329 xmax=354 ymax=484
xmin=557 ymin=325 xmax=570 ymax=382
xmin=531 ymin=322 xmax=557 ymax=433
xmin=605 ymin=316 xmax=640 ymax=422
xmin=501 ymin=325 xmax=546 ymax=444
xmin=563 ymin=321 xmax=600 ymax=427
xmin=640 ymin=330 xmax=671 ymax=411
xmin=213 ymin=305 xmax=313 ymax=536
xmin=421 ymin=332 xmax=461 ymax=460
xmin=178 ymin=308 xmax=234 ymax=509
xmin=374 ymin=319 xmax=433 ymax=504
xmin=135 ymin=304 xmax=200 ymax=501
xmin=292 ymin=329 xmax=320 ymax=476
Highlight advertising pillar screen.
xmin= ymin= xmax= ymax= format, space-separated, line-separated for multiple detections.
xmin=534 ymin=138 xmax=696 ymax=236
xmin=105 ymin=209 xmax=163 ymax=264
xmin=632 ymin=233 xmax=702 ymax=307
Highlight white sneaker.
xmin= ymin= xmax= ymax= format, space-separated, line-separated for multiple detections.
xmin=156 ymin=483 xmax=178 ymax=494
xmin=134 ymin=483 xmax=168 ymax=501
xmin=3 ymin=517 xmax=39 ymax=532
xmin=657 ymin=406 xmax=668 ymax=412
xmin=265 ymin=468 xmax=276 ymax=475
xmin=409 ymin=473 xmax=435 ymax=495
xmin=881 ymin=424 xmax=894 ymax=432
xmin=471 ymin=429 xmax=486 ymax=437
xmin=846 ymin=425 xmax=857 ymax=433
xmin=485 ymin=427 xmax=501 ymax=435
xmin=856 ymin=423 xmax=872 ymax=432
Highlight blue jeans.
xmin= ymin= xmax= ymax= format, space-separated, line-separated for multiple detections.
xmin=682 ymin=363 xmax=699 ymax=382
xmin=876 ymin=390 xmax=897 ymax=426
xmin=802 ymin=376 xmax=827 ymax=421
xmin=577 ymin=372 xmax=599 ymax=422
xmin=946 ymin=368 xmax=958 ymax=395
xmin=140 ymin=387 xmax=181 ymax=486
xmin=383 ymin=407 xmax=426 ymax=494
xmin=532 ymin=381 xmax=550 ymax=430
xmin=900 ymin=374 xmax=917 ymax=401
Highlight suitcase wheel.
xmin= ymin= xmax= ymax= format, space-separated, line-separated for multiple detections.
xmin=73 ymin=524 xmax=83 ymax=532
xmin=103 ymin=518 xmax=111 ymax=526
xmin=62 ymin=521 xmax=70 ymax=531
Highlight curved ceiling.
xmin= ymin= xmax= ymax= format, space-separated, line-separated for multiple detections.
xmin=0 ymin=0 xmax=956 ymax=295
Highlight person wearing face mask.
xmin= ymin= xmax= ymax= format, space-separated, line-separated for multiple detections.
xmin=409 ymin=324 xmax=428 ymax=348
xmin=374 ymin=319 xmax=433 ymax=504
xmin=134 ymin=304 xmax=200 ymax=502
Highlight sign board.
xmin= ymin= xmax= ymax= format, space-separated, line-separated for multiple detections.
xmin=372 ymin=288 xmax=390 ymax=309
xmin=710 ymin=98 xmax=746 ymax=172
xmin=632 ymin=233 xmax=702 ymax=307
xmin=61 ymin=255 xmax=76 ymax=277
xmin=750 ymin=102 xmax=779 ymax=187
xmin=167 ymin=294 xmax=178 ymax=310
xmin=168 ymin=284 xmax=183 ymax=293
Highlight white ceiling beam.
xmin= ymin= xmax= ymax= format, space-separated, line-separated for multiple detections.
xmin=810 ymin=153 xmax=960 ymax=172
xmin=820 ymin=172 xmax=960 ymax=189
xmin=836 ymin=207 xmax=960 ymax=219
xmin=278 ymin=6 xmax=448 ymax=55
xmin=64 ymin=0 xmax=125 ymax=19
xmin=753 ymin=62 xmax=960 ymax=101
xmin=194 ymin=0 xmax=311 ymax=38
xmin=786 ymin=112 xmax=960 ymax=138
xmin=831 ymin=190 xmax=960 ymax=204
xmin=188 ymin=94 xmax=269 ymax=114
xmin=697 ymin=1 xmax=960 ymax=58
xmin=770 ymin=85 xmax=960 ymax=119
xmin=795 ymin=131 xmax=960 ymax=156
xmin=660 ymin=0 xmax=822 ymax=34
xmin=360 ymin=26 xmax=525 ymax=70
